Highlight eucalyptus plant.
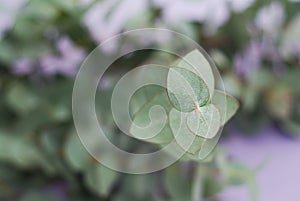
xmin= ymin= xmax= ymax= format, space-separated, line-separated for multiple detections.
xmin=130 ymin=50 xmax=239 ymax=161
xmin=2 ymin=0 xmax=300 ymax=200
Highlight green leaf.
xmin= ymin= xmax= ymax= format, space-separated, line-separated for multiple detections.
xmin=187 ymin=104 xmax=221 ymax=139
xmin=212 ymin=90 xmax=240 ymax=125
xmin=0 ymin=131 xmax=54 ymax=172
xmin=282 ymin=68 xmax=300 ymax=96
xmin=165 ymin=166 xmax=192 ymax=201
xmin=202 ymin=175 xmax=222 ymax=198
xmin=0 ymin=41 xmax=16 ymax=63
xmin=280 ymin=13 xmax=300 ymax=60
xmin=169 ymin=108 xmax=204 ymax=155
xmin=198 ymin=130 xmax=222 ymax=160
xmin=248 ymin=68 xmax=274 ymax=89
xmin=167 ymin=67 xmax=209 ymax=112
xmin=226 ymin=161 xmax=250 ymax=186
xmin=121 ymin=175 xmax=154 ymax=199
xmin=6 ymin=84 xmax=39 ymax=114
xmin=219 ymin=73 xmax=242 ymax=98
xmin=85 ymin=164 xmax=118 ymax=197
xmin=130 ymin=86 xmax=173 ymax=144
xmin=127 ymin=51 xmax=240 ymax=162
xmin=24 ymin=0 xmax=58 ymax=20
xmin=64 ymin=131 xmax=91 ymax=171
xmin=176 ymin=49 xmax=215 ymax=97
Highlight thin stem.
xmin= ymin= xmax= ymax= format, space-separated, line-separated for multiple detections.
xmin=192 ymin=164 xmax=204 ymax=201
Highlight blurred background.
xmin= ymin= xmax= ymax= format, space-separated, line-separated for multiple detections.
xmin=0 ymin=0 xmax=300 ymax=200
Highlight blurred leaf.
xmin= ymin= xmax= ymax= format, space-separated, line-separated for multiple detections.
xmin=225 ymin=161 xmax=250 ymax=185
xmin=24 ymin=0 xmax=58 ymax=20
xmin=220 ymin=73 xmax=242 ymax=98
xmin=0 ymin=41 xmax=16 ymax=63
xmin=6 ymin=83 xmax=39 ymax=114
xmin=202 ymin=175 xmax=222 ymax=198
xmin=122 ymin=175 xmax=154 ymax=200
xmin=40 ymin=130 xmax=62 ymax=155
xmin=265 ymin=85 xmax=293 ymax=120
xmin=64 ymin=131 xmax=91 ymax=171
xmin=13 ymin=109 xmax=52 ymax=134
xmin=50 ymin=103 xmax=71 ymax=122
xmin=85 ymin=164 xmax=118 ymax=197
xmin=13 ymin=17 xmax=44 ymax=40
xmin=280 ymin=13 xmax=300 ymax=59
xmin=210 ymin=49 xmax=230 ymax=70
xmin=19 ymin=42 xmax=51 ymax=60
xmin=242 ymin=85 xmax=259 ymax=111
xmin=0 ymin=131 xmax=54 ymax=172
xmin=248 ymin=68 xmax=274 ymax=89
xmin=165 ymin=166 xmax=191 ymax=201
xmin=282 ymin=68 xmax=300 ymax=96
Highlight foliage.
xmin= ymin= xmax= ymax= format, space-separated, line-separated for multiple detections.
xmin=0 ymin=0 xmax=300 ymax=201
xmin=130 ymin=50 xmax=239 ymax=161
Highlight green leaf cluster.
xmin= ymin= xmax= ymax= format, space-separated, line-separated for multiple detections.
xmin=130 ymin=50 xmax=239 ymax=161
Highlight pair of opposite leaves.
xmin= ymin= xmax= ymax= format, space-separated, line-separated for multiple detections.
xmin=130 ymin=50 xmax=239 ymax=160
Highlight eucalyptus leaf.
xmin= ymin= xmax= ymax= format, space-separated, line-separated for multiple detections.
xmin=212 ymin=90 xmax=240 ymax=125
xmin=167 ymin=67 xmax=209 ymax=112
xmin=280 ymin=13 xmax=300 ymax=59
xmin=187 ymin=104 xmax=221 ymax=139
xmin=218 ymin=73 xmax=242 ymax=98
xmin=176 ymin=49 xmax=215 ymax=97
xmin=198 ymin=130 xmax=222 ymax=160
xmin=85 ymin=164 xmax=118 ymax=197
xmin=202 ymin=175 xmax=222 ymax=198
xmin=165 ymin=166 xmax=192 ymax=201
xmin=169 ymin=108 xmax=204 ymax=155
xmin=0 ymin=131 xmax=54 ymax=172
xmin=282 ymin=68 xmax=300 ymax=96
xmin=130 ymin=87 xmax=173 ymax=144
xmin=225 ymin=161 xmax=251 ymax=186
xmin=6 ymin=84 xmax=39 ymax=114
xmin=64 ymin=131 xmax=91 ymax=171
xmin=122 ymin=175 xmax=154 ymax=199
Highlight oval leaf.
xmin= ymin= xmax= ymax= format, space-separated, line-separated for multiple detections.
xmin=130 ymin=86 xmax=173 ymax=144
xmin=187 ymin=104 xmax=221 ymax=139
xmin=176 ymin=49 xmax=215 ymax=97
xmin=212 ymin=90 xmax=239 ymax=125
xmin=169 ymin=108 xmax=204 ymax=154
xmin=167 ymin=67 xmax=209 ymax=112
xmin=198 ymin=130 xmax=222 ymax=160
